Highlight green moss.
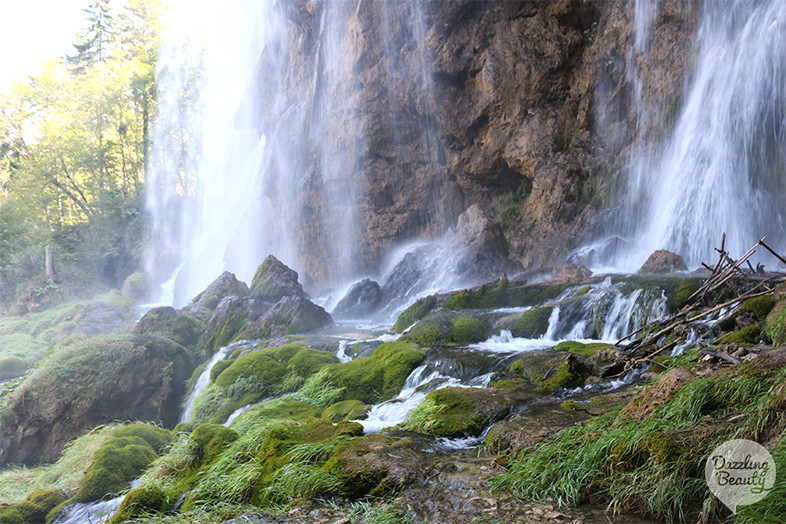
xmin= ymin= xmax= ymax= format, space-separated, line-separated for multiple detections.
xmin=109 ymin=484 xmax=168 ymax=523
xmin=287 ymin=348 xmax=340 ymax=377
xmin=209 ymin=359 xmax=233 ymax=382
xmin=72 ymin=436 xmax=158 ymax=503
xmin=24 ymin=489 xmax=65 ymax=513
xmin=510 ymin=307 xmax=552 ymax=338
xmin=539 ymin=357 xmax=588 ymax=393
xmin=323 ymin=341 xmax=425 ymax=404
xmin=573 ymin=286 xmax=592 ymax=298
xmin=392 ymin=295 xmax=437 ymax=332
xmin=322 ymin=400 xmax=369 ymax=423
xmin=188 ymin=424 xmax=240 ymax=467
xmin=507 ymin=283 xmax=569 ymax=308
xmin=765 ymin=302 xmax=786 ymax=346
xmin=442 ymin=276 xmax=509 ymax=310
xmin=642 ymin=431 xmax=684 ymax=464
xmin=401 ymin=388 xmax=483 ymax=438
xmin=112 ymin=423 xmax=173 ymax=454
xmin=553 ymin=340 xmax=611 ymax=357
xmin=719 ymin=325 xmax=761 ymax=345
xmin=675 ymin=278 xmax=701 ymax=310
xmin=492 ymin=378 xmax=527 ymax=390
xmin=647 ymin=355 xmax=673 ymax=373
xmin=742 ymin=295 xmax=776 ymax=321
xmin=214 ymin=349 xmax=288 ymax=390
xmin=0 ymin=507 xmax=24 ymax=524
xmin=322 ymin=435 xmax=398 ymax=498
xmin=400 ymin=315 xmax=452 ymax=346
xmin=450 ymin=315 xmax=491 ymax=345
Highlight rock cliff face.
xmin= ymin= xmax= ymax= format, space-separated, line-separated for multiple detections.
xmin=249 ymin=0 xmax=697 ymax=286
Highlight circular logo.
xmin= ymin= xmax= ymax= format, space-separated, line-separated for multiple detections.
xmin=705 ymin=439 xmax=776 ymax=513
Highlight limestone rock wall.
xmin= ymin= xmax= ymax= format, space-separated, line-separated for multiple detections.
xmin=250 ymin=0 xmax=698 ymax=286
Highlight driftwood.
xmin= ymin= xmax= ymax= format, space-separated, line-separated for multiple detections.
xmin=612 ymin=235 xmax=786 ymax=375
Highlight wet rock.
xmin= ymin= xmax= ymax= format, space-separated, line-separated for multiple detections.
xmin=249 ymin=255 xmax=306 ymax=302
xmin=552 ymin=263 xmax=592 ymax=280
xmin=183 ymin=271 xmax=249 ymax=322
xmin=203 ymin=295 xmax=332 ymax=351
xmin=450 ymin=205 xmax=523 ymax=284
xmin=332 ymin=279 xmax=382 ymax=319
xmin=638 ymin=249 xmax=688 ymax=274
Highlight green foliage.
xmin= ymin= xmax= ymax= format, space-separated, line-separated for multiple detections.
xmin=392 ymin=295 xmax=436 ymax=333
xmin=734 ymin=432 xmax=786 ymax=523
xmin=764 ymin=303 xmax=786 ymax=346
xmin=187 ymin=424 xmax=239 ymax=466
xmin=113 ymin=423 xmax=173 ymax=454
xmin=510 ymin=307 xmax=552 ymax=338
xmin=741 ymin=295 xmax=776 ymax=321
xmin=491 ymin=364 xmax=786 ymax=522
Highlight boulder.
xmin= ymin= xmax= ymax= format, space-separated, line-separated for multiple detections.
xmin=249 ymin=255 xmax=306 ymax=302
xmin=203 ymin=295 xmax=332 ymax=351
xmin=183 ymin=271 xmax=249 ymax=322
xmin=450 ymin=205 xmax=523 ymax=284
xmin=552 ymin=263 xmax=592 ymax=280
xmin=638 ymin=250 xmax=688 ymax=274
xmin=134 ymin=306 xmax=205 ymax=350
xmin=121 ymin=272 xmax=161 ymax=302
xmin=332 ymin=279 xmax=383 ymax=319
xmin=0 ymin=334 xmax=196 ymax=466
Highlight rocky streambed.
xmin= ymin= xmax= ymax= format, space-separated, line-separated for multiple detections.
xmin=1 ymin=248 xmax=785 ymax=524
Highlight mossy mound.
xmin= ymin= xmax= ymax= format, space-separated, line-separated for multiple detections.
xmin=539 ymin=355 xmax=591 ymax=393
xmin=392 ymin=295 xmax=437 ymax=333
xmin=108 ymin=484 xmax=168 ymax=524
xmin=442 ymin=276 xmax=509 ymax=310
xmin=72 ymin=436 xmax=158 ymax=503
xmin=187 ymin=424 xmax=240 ymax=466
xmin=323 ymin=400 xmax=369 ymax=422
xmin=402 ymin=387 xmax=533 ymax=438
xmin=401 ymin=313 xmax=491 ymax=346
xmin=0 ymin=489 xmax=64 ymax=524
xmin=134 ymin=307 xmax=205 ymax=350
xmin=719 ymin=325 xmax=761 ymax=344
xmin=742 ymin=295 xmax=776 ymax=321
xmin=765 ymin=300 xmax=786 ymax=346
xmin=323 ymin=341 xmax=425 ymax=404
xmin=553 ymin=340 xmax=612 ymax=357
xmin=0 ymin=356 xmax=27 ymax=381
xmin=675 ymin=278 xmax=701 ymax=309
xmin=509 ymin=307 xmax=553 ymax=338
xmin=112 ymin=423 xmax=173 ymax=455
xmin=120 ymin=272 xmax=159 ymax=301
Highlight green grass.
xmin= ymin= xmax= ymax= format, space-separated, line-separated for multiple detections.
xmin=491 ymin=365 xmax=786 ymax=522
xmin=734 ymin=433 xmax=786 ymax=523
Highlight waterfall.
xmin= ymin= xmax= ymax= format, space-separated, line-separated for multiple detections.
xmin=146 ymin=1 xmax=445 ymax=305
xmin=612 ymin=0 xmax=786 ymax=270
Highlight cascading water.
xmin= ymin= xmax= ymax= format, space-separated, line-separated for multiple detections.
xmin=147 ymin=0 xmax=448 ymax=305
xmin=609 ymin=0 xmax=786 ymax=271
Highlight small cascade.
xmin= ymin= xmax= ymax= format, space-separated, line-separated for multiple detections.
xmin=52 ymin=481 xmax=141 ymax=524
xmin=180 ymin=340 xmax=259 ymax=423
xmin=335 ymin=340 xmax=352 ymax=364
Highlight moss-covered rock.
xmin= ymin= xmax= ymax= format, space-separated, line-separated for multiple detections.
xmin=719 ymin=325 xmax=761 ymax=344
xmin=209 ymin=359 xmax=234 ymax=382
xmin=402 ymin=387 xmax=533 ymax=438
xmin=742 ymin=295 xmax=776 ymax=321
xmin=109 ymin=484 xmax=168 ymax=524
xmin=450 ymin=315 xmax=491 ymax=344
xmin=187 ymin=424 xmax=239 ymax=466
xmin=25 ymin=489 xmax=65 ymax=513
xmin=553 ymin=340 xmax=612 ymax=357
xmin=121 ymin=272 xmax=160 ymax=301
xmin=323 ymin=341 xmax=425 ymax=404
xmin=675 ymin=278 xmax=701 ymax=309
xmin=442 ymin=276 xmax=509 ymax=310
xmin=134 ymin=307 xmax=205 ymax=350
xmin=185 ymin=271 xmax=249 ymax=322
xmin=249 ymin=255 xmax=306 ymax=302
xmin=0 ymin=356 xmax=27 ymax=381
xmin=72 ymin=436 xmax=158 ymax=503
xmin=113 ymin=423 xmax=173 ymax=454
xmin=323 ymin=400 xmax=369 ymax=422
xmin=507 ymin=282 xmax=570 ymax=307
xmin=287 ymin=348 xmax=340 ymax=377
xmin=392 ymin=295 xmax=437 ymax=332
xmin=509 ymin=307 xmax=552 ymax=338
xmin=399 ymin=311 xmax=491 ymax=346
xmin=539 ymin=355 xmax=590 ymax=392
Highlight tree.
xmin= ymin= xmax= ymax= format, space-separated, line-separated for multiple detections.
xmin=67 ymin=0 xmax=118 ymax=73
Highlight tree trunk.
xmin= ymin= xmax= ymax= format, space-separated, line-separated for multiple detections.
xmin=45 ymin=245 xmax=57 ymax=283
